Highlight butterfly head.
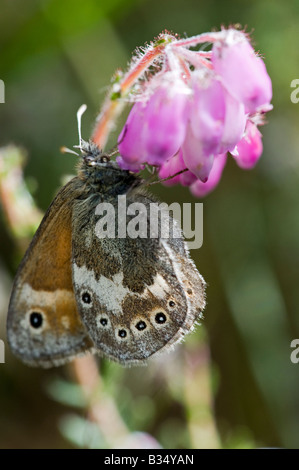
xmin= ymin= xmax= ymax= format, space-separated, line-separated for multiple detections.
xmin=77 ymin=139 xmax=112 ymax=166
xmin=75 ymin=139 xmax=141 ymax=195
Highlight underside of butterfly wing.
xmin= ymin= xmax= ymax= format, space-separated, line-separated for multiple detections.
xmin=71 ymin=186 xmax=205 ymax=365
xmin=7 ymin=178 xmax=94 ymax=367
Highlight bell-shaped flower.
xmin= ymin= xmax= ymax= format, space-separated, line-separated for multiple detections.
xmin=190 ymin=153 xmax=227 ymax=198
xmin=190 ymin=71 xmax=246 ymax=157
xmin=143 ymin=78 xmax=190 ymax=166
xmin=179 ymin=166 xmax=197 ymax=186
xmin=218 ymin=88 xmax=247 ymax=154
xmin=212 ymin=31 xmax=272 ymax=113
xmin=159 ymin=150 xmax=196 ymax=186
xmin=117 ymin=101 xmax=148 ymax=170
xmin=181 ymin=124 xmax=214 ymax=182
xmin=115 ymin=156 xmax=144 ymax=172
xmin=231 ymin=120 xmax=263 ymax=169
xmin=190 ymin=72 xmax=226 ymax=156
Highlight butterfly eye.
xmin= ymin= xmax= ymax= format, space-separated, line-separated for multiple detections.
xmin=135 ymin=320 xmax=147 ymax=331
xmin=30 ymin=312 xmax=43 ymax=329
xmin=155 ymin=312 xmax=167 ymax=324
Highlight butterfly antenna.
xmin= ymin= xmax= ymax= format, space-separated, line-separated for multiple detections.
xmin=60 ymin=104 xmax=87 ymax=157
xmin=77 ymin=104 xmax=87 ymax=151
xmin=60 ymin=146 xmax=80 ymax=156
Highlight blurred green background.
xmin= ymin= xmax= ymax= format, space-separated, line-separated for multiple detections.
xmin=1 ymin=0 xmax=299 ymax=449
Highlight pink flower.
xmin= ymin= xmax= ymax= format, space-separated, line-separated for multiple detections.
xmin=117 ymin=102 xmax=147 ymax=170
xmin=143 ymin=83 xmax=190 ymax=166
xmin=179 ymin=167 xmax=197 ymax=186
xmin=231 ymin=120 xmax=263 ymax=169
xmin=212 ymin=32 xmax=272 ymax=114
xmin=158 ymin=150 xmax=196 ymax=186
xmin=218 ymin=88 xmax=246 ymax=153
xmin=190 ymin=73 xmax=226 ymax=155
xmin=118 ymin=77 xmax=190 ymax=169
xmin=115 ymin=28 xmax=272 ymax=195
xmin=182 ymin=123 xmax=214 ymax=182
xmin=115 ymin=156 xmax=144 ymax=172
xmin=190 ymin=72 xmax=246 ymax=157
xmin=158 ymin=151 xmax=186 ymax=185
xmin=190 ymin=153 xmax=227 ymax=198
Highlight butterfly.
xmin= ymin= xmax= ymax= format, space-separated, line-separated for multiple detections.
xmin=7 ymin=137 xmax=206 ymax=368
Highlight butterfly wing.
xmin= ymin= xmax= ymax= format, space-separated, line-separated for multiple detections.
xmin=71 ymin=188 xmax=205 ymax=365
xmin=7 ymin=178 xmax=94 ymax=367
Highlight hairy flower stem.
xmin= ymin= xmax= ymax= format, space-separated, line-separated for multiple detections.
xmin=91 ymin=31 xmax=225 ymax=150
xmin=92 ymin=42 xmax=170 ymax=148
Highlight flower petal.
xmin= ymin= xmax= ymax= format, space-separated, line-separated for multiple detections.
xmin=158 ymin=151 xmax=186 ymax=185
xmin=190 ymin=153 xmax=227 ymax=198
xmin=218 ymin=88 xmax=247 ymax=153
xmin=144 ymin=84 xmax=189 ymax=165
xmin=190 ymin=73 xmax=226 ymax=155
xmin=182 ymin=124 xmax=214 ymax=182
xmin=116 ymin=156 xmax=144 ymax=172
xmin=212 ymin=32 xmax=272 ymax=113
xmin=118 ymin=102 xmax=147 ymax=166
xmin=231 ymin=120 xmax=263 ymax=169
xmin=159 ymin=150 xmax=197 ymax=186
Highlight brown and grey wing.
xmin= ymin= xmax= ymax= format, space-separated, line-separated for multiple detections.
xmin=71 ymin=191 xmax=205 ymax=365
xmin=7 ymin=178 xmax=94 ymax=368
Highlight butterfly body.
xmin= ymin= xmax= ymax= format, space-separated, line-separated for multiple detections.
xmin=7 ymin=141 xmax=206 ymax=367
